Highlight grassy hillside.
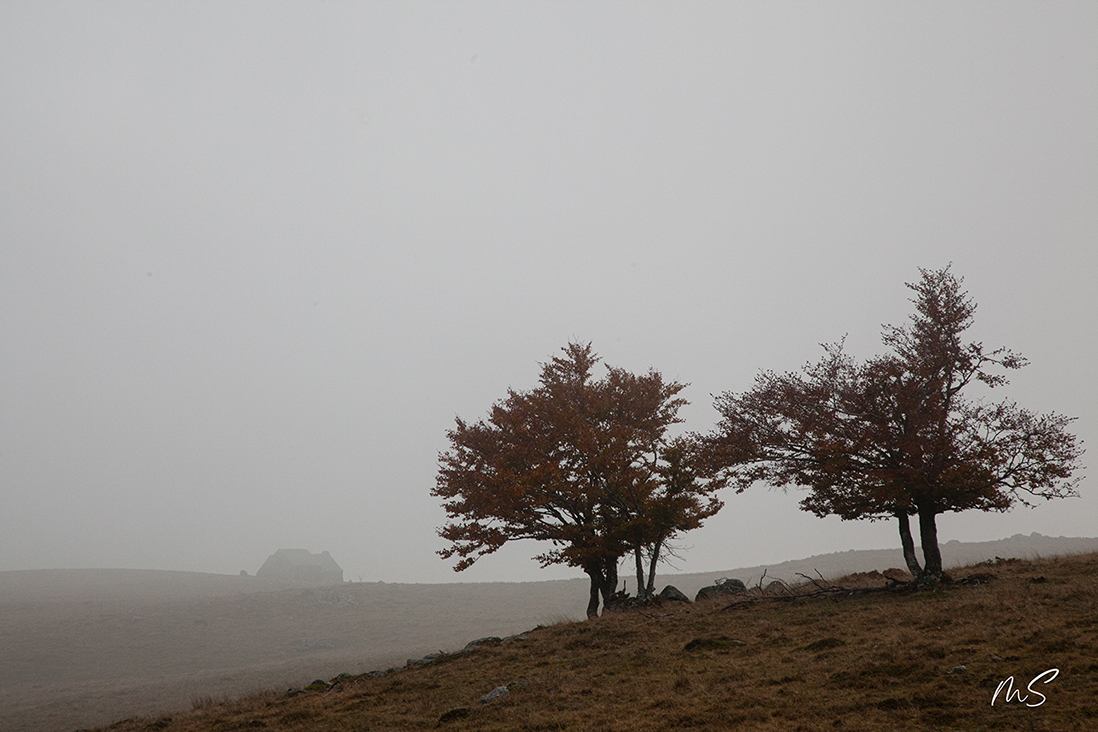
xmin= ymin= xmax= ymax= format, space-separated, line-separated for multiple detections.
xmin=12 ymin=535 xmax=1092 ymax=732
xmin=90 ymin=552 xmax=1098 ymax=732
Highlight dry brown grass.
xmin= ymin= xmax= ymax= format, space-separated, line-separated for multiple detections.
xmin=87 ymin=552 xmax=1098 ymax=731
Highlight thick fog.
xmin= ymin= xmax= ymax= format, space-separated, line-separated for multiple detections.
xmin=1 ymin=2 xmax=1094 ymax=584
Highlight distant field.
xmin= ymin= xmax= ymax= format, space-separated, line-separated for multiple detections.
xmin=2 ymin=533 xmax=1095 ymax=732
xmin=0 ymin=572 xmax=588 ymax=732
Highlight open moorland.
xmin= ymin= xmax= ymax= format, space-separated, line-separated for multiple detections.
xmin=2 ymin=534 xmax=1096 ymax=732
xmin=87 ymin=551 xmax=1098 ymax=732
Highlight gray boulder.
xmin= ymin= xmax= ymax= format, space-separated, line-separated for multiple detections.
xmin=694 ymin=585 xmax=722 ymax=601
xmin=464 ymin=636 xmax=502 ymax=650
xmin=694 ymin=578 xmax=746 ymax=602
xmin=479 ymin=681 xmax=526 ymax=704
xmin=658 ymin=585 xmax=691 ymax=603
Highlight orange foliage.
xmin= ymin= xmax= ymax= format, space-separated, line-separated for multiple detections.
xmin=704 ymin=266 xmax=1083 ymax=579
xmin=434 ymin=343 xmax=722 ymax=617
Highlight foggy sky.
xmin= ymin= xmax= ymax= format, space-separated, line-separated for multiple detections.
xmin=2 ymin=2 xmax=1095 ymax=585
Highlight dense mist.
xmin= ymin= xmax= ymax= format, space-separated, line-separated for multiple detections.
xmin=1 ymin=2 xmax=1095 ymax=586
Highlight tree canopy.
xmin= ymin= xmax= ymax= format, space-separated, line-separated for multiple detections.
xmin=703 ymin=266 xmax=1084 ymax=580
xmin=434 ymin=342 xmax=723 ymax=616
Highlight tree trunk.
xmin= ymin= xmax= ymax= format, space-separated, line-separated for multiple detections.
xmin=634 ymin=540 xmax=645 ymax=599
xmin=896 ymin=513 xmax=923 ymax=578
xmin=584 ymin=565 xmax=601 ymax=619
xmin=646 ymin=536 xmax=664 ymax=596
xmin=917 ymin=506 xmax=944 ymax=579
xmin=599 ymin=558 xmax=618 ymax=609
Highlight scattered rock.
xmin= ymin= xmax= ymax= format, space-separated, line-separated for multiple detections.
xmin=479 ymin=681 xmax=527 ymax=704
xmin=977 ymin=556 xmax=1021 ymax=567
xmin=694 ymin=586 xmax=720 ymax=601
xmin=843 ymin=570 xmax=885 ymax=583
xmin=947 ymin=665 xmax=967 ymax=674
xmin=695 ymin=578 xmax=746 ymax=602
xmin=464 ymin=636 xmax=502 ymax=650
xmin=658 ymin=585 xmax=691 ymax=603
xmin=405 ymin=651 xmax=446 ymax=668
xmin=304 ymin=679 xmax=332 ymax=691
xmin=955 ymin=572 xmax=996 ymax=585
xmin=604 ymin=590 xmax=660 ymax=612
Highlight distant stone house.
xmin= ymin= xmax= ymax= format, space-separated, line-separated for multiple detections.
xmin=256 ymin=549 xmax=344 ymax=585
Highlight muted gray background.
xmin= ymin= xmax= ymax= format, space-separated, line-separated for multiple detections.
xmin=2 ymin=1 xmax=1094 ymax=584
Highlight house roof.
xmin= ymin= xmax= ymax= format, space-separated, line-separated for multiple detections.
xmin=260 ymin=549 xmax=343 ymax=572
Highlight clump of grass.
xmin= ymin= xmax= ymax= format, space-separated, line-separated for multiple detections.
xmin=535 ymin=613 xmax=580 ymax=628
xmin=188 ymin=693 xmax=228 ymax=710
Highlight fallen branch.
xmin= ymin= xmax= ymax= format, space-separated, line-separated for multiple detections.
xmin=795 ymin=570 xmax=831 ymax=592
xmin=718 ymin=572 xmax=920 ymax=612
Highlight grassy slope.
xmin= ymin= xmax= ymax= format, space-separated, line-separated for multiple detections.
xmin=91 ymin=553 xmax=1098 ymax=732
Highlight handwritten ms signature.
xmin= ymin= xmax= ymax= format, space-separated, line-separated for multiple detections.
xmin=992 ymin=668 xmax=1059 ymax=707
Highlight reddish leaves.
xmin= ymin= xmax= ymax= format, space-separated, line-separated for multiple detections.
xmin=434 ymin=343 xmax=721 ymax=612
xmin=704 ymin=266 xmax=1083 ymax=578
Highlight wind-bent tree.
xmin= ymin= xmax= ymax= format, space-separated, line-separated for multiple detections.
xmin=704 ymin=266 xmax=1083 ymax=580
xmin=434 ymin=342 xmax=721 ymax=617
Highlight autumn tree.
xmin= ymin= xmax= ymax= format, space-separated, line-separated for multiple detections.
xmin=704 ymin=266 xmax=1084 ymax=580
xmin=434 ymin=342 xmax=722 ymax=616
xmin=616 ymin=436 xmax=724 ymax=599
